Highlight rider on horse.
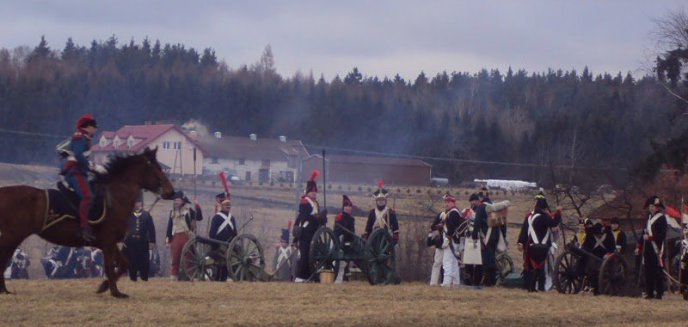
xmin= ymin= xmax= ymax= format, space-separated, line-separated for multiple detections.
xmin=60 ymin=114 xmax=99 ymax=242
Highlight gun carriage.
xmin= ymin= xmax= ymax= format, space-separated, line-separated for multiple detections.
xmin=309 ymin=226 xmax=399 ymax=285
xmin=554 ymin=226 xmax=688 ymax=299
xmin=179 ymin=233 xmax=266 ymax=281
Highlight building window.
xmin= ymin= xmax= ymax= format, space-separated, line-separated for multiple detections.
xmin=211 ymin=157 xmax=219 ymax=164
xmin=238 ymin=159 xmax=245 ymax=165
xmin=163 ymin=141 xmax=170 ymax=149
xmin=174 ymin=142 xmax=182 ymax=149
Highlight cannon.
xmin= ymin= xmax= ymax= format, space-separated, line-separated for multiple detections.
xmin=308 ymin=226 xmax=399 ymax=285
xmin=179 ymin=234 xmax=266 ymax=282
xmin=553 ymin=243 xmax=631 ymax=296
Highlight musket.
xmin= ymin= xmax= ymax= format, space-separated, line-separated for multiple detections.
xmin=238 ymin=215 xmax=254 ymax=234
xmin=322 ymin=149 xmax=327 ymax=221
xmin=147 ymin=195 xmax=161 ymax=212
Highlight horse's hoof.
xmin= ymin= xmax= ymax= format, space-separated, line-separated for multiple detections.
xmin=112 ymin=292 xmax=129 ymax=299
xmin=0 ymin=289 xmax=12 ymax=295
xmin=96 ymin=281 xmax=109 ymax=294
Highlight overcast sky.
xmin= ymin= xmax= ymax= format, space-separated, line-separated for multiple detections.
xmin=0 ymin=1 xmax=684 ymax=80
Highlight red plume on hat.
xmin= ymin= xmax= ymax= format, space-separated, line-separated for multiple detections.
xmin=310 ymin=170 xmax=320 ymax=181
xmin=373 ymin=179 xmax=389 ymax=198
xmin=76 ymin=114 xmax=97 ymax=129
xmin=306 ymin=170 xmax=319 ymax=193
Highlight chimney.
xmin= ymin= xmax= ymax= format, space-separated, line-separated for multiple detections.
xmin=249 ymin=133 xmax=257 ymax=141
xmin=278 ymin=135 xmax=287 ymax=143
xmin=214 ymin=131 xmax=222 ymax=139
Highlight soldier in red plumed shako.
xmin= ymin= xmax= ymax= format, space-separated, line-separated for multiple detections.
xmin=363 ymin=181 xmax=399 ymax=245
xmin=636 ymin=195 xmax=668 ymax=300
xmin=293 ymin=170 xmax=328 ymax=282
xmin=334 ymin=195 xmax=356 ymax=283
xmin=517 ymin=192 xmax=562 ymax=292
xmin=209 ymin=195 xmax=237 ymax=281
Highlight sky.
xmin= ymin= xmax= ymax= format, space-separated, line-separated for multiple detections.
xmin=0 ymin=0 xmax=684 ymax=80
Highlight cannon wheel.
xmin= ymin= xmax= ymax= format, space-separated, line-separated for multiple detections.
xmin=598 ymin=253 xmax=629 ymax=296
xmin=226 ymin=234 xmax=265 ymax=281
xmin=180 ymin=237 xmax=216 ymax=281
xmin=553 ymin=249 xmax=583 ymax=294
xmin=495 ymin=251 xmax=514 ymax=286
xmin=308 ymin=227 xmax=340 ymax=282
xmin=364 ymin=229 xmax=398 ymax=285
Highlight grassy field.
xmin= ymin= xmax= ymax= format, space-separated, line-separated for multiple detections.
xmin=1 ymin=279 xmax=687 ymax=326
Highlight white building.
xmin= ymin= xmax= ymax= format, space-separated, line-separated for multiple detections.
xmin=199 ymin=133 xmax=308 ymax=183
xmin=91 ymin=124 xmax=207 ymax=175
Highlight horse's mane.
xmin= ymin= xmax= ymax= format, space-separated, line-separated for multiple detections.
xmin=94 ymin=153 xmax=146 ymax=184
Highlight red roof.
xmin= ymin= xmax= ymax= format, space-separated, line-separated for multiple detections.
xmin=91 ymin=124 xmax=206 ymax=154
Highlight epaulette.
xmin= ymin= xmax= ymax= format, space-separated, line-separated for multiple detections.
xmin=300 ymin=197 xmax=310 ymax=205
xmin=336 ymin=213 xmax=344 ymax=222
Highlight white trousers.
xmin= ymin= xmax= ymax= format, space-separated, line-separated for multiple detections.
xmin=442 ymin=243 xmax=460 ymax=287
xmin=430 ymin=248 xmax=443 ymax=286
xmin=335 ymin=261 xmax=348 ymax=283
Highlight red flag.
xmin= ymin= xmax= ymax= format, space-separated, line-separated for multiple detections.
xmin=666 ymin=205 xmax=681 ymax=219
xmin=665 ymin=205 xmax=683 ymax=229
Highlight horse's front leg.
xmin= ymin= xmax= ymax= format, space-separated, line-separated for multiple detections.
xmin=96 ymin=244 xmax=128 ymax=298
xmin=113 ymin=246 xmax=129 ymax=280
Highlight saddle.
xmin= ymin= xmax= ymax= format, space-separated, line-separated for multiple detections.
xmin=42 ymin=182 xmax=107 ymax=231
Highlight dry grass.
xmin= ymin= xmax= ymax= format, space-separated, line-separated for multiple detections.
xmin=1 ymin=279 xmax=687 ymax=327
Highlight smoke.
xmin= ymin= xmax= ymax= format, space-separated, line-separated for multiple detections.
xmin=180 ymin=119 xmax=210 ymax=137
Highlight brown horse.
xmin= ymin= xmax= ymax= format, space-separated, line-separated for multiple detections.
xmin=0 ymin=147 xmax=174 ymax=298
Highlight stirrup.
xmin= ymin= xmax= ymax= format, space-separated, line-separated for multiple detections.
xmin=79 ymin=228 xmax=96 ymax=242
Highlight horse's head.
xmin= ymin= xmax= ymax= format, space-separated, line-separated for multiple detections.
xmin=141 ymin=147 xmax=175 ymax=199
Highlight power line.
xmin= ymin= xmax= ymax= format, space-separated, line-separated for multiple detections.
xmin=304 ymin=143 xmax=630 ymax=172
xmin=0 ymin=126 xmax=629 ymax=172
xmin=0 ymin=128 xmax=66 ymax=139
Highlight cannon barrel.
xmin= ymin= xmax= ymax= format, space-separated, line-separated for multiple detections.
xmin=193 ymin=235 xmax=230 ymax=246
xmin=332 ymin=224 xmax=365 ymax=241
xmin=568 ymin=244 xmax=603 ymax=264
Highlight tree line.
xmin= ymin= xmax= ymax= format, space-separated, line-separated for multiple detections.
xmin=0 ymin=36 xmax=684 ymax=186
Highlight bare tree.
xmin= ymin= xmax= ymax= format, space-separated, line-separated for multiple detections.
xmin=653 ymin=7 xmax=688 ymax=106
